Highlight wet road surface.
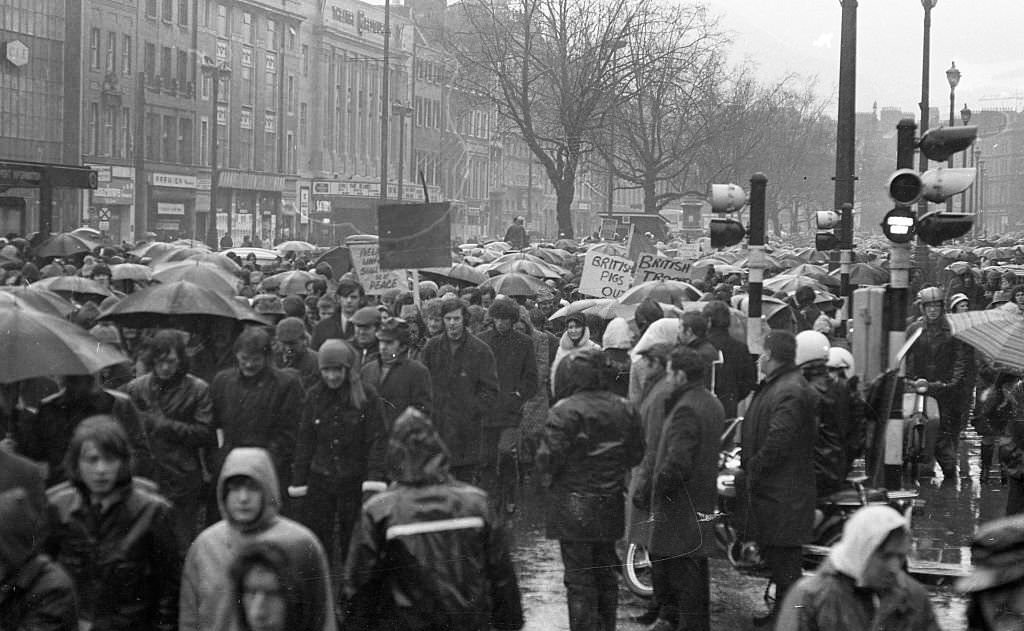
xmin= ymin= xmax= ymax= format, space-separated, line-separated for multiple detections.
xmin=507 ymin=430 xmax=1008 ymax=630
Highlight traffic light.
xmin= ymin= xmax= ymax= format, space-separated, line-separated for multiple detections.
xmin=707 ymin=183 xmax=746 ymax=248
xmin=882 ymin=125 xmax=979 ymax=245
xmin=814 ymin=210 xmax=841 ymax=251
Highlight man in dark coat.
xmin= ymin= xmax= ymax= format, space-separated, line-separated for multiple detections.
xmin=310 ymin=278 xmax=363 ymax=350
xmin=273 ymin=316 xmax=320 ymax=391
xmin=360 ymin=317 xmax=433 ymax=433
xmin=477 ymin=297 xmax=538 ymax=510
xmin=503 ymin=216 xmax=528 ymax=250
xmin=537 ymin=349 xmax=644 ymax=631
xmin=349 ymin=305 xmax=382 ymax=368
xmin=740 ymin=329 xmax=819 ymax=627
xmin=635 ymin=347 xmax=724 ymax=631
xmin=702 ymin=300 xmax=756 ymax=417
xmin=421 ymin=298 xmax=500 ymax=483
xmin=676 ymin=312 xmax=721 ymax=391
xmin=0 ymin=447 xmax=46 ymax=514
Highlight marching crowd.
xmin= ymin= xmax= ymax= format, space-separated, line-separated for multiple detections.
xmin=3 ymin=231 xmax=1024 ymax=631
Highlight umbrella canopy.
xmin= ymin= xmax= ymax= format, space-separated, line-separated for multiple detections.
xmin=478 ymin=272 xmax=548 ymax=297
xmin=262 ymin=269 xmax=316 ymax=296
xmin=35 ymin=233 xmax=96 ymax=258
xmin=222 ymin=247 xmax=280 ymax=264
xmin=483 ymin=241 xmax=512 ymax=253
xmin=764 ymin=274 xmax=828 ymax=295
xmin=795 ymin=248 xmax=830 ymax=264
xmin=787 ymin=263 xmax=837 ymax=287
xmin=31 ymin=276 xmax=114 ymax=300
xmin=830 ymin=262 xmax=889 ymax=285
xmin=948 ymin=310 xmax=1024 ymax=371
xmin=0 ymin=305 xmax=129 ymax=383
xmin=110 ymin=263 xmax=153 ymax=282
xmin=588 ymin=300 xmax=683 ymax=321
xmin=419 ymin=263 xmax=488 ymax=286
xmin=275 ymin=240 xmax=317 ymax=254
xmin=149 ymin=246 xmax=208 ymax=266
xmin=732 ymin=294 xmax=792 ymax=322
xmin=586 ymin=242 xmax=628 ymax=257
xmin=151 ymin=260 xmax=239 ymax=295
xmin=523 ymin=247 xmax=573 ymax=266
xmin=186 ymin=251 xmax=241 ymax=273
xmin=485 ymin=257 xmax=567 ymax=279
xmin=98 ymin=280 xmax=267 ymax=328
xmin=0 ymin=287 xmax=75 ymax=318
xmin=171 ymin=239 xmax=212 ymax=250
xmin=548 ymin=298 xmax=616 ymax=320
xmin=554 ymin=239 xmax=579 ymax=252
xmin=618 ymin=280 xmax=701 ymax=306
xmin=129 ymin=241 xmax=178 ymax=260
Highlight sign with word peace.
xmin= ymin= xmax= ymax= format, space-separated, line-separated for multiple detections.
xmin=579 ymin=251 xmax=634 ymax=298
xmin=348 ymin=242 xmax=408 ymax=295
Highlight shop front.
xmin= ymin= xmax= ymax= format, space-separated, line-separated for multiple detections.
xmin=149 ymin=172 xmax=197 ymax=240
xmin=85 ymin=164 xmax=134 ymax=243
xmin=218 ymin=171 xmax=285 ymax=247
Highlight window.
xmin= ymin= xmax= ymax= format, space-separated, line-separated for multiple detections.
xmin=264 ymin=112 xmax=276 ymax=133
xmin=146 ymin=0 xmax=157 ymax=18
xmin=144 ymin=42 xmax=156 ymax=78
xmin=242 ymin=11 xmax=254 ymax=43
xmin=176 ymin=50 xmax=188 ymax=85
xmin=90 ymin=28 xmax=100 ymax=69
xmin=299 ymin=103 xmax=307 ymax=141
xmin=122 ymin=107 xmax=131 ymax=158
xmin=301 ymin=45 xmax=308 ymax=76
xmin=105 ymin=32 xmax=116 ymax=73
xmin=178 ymin=0 xmax=189 ymax=25
xmin=160 ymin=46 xmax=172 ymax=80
xmin=287 ymin=26 xmax=296 ymax=50
xmin=201 ymin=0 xmax=210 ymax=27
xmin=264 ymin=52 xmax=276 ymax=73
xmin=286 ymin=76 xmax=294 ymax=113
xmin=217 ymin=77 xmax=229 ymax=102
xmin=264 ymin=113 xmax=276 ymax=171
xmin=201 ymin=75 xmax=211 ymax=100
xmin=286 ymin=131 xmax=295 ymax=173
xmin=162 ymin=0 xmax=173 ymax=22
xmin=121 ymin=35 xmax=131 ymax=75
xmin=103 ymin=106 xmax=115 ymax=155
xmin=88 ymin=103 xmax=99 ymax=154
xmin=179 ymin=118 xmax=193 ymax=163
xmin=240 ymin=46 xmax=252 ymax=67
xmin=216 ymin=104 xmax=227 ymax=125
xmin=266 ymin=18 xmax=277 ymax=51
xmin=216 ymin=39 xmax=228 ymax=62
xmin=146 ymin=113 xmax=159 ymax=160
xmin=240 ymin=107 xmax=253 ymax=130
xmin=216 ymin=3 xmax=228 ymax=37
xmin=199 ymin=118 xmax=209 ymax=165
xmin=163 ymin=115 xmax=176 ymax=162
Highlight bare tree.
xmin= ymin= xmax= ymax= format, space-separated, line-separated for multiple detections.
xmin=447 ymin=0 xmax=647 ymax=238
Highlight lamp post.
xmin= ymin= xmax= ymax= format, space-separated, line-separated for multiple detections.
xmin=392 ymin=103 xmax=414 ymax=200
xmin=917 ymin=0 xmax=938 ymax=286
xmin=201 ymin=58 xmax=232 ymax=247
xmin=379 ymin=0 xmax=391 ymax=200
xmin=945 ymin=61 xmax=961 ymax=212
xmin=960 ymin=104 xmax=971 ymax=217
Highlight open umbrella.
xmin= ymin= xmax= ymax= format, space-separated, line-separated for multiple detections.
xmin=171 ymin=239 xmax=212 ymax=250
xmin=151 ymin=260 xmax=239 ymax=295
xmin=0 ymin=287 xmax=74 ymax=318
xmin=98 ymin=280 xmax=267 ymax=328
xmin=419 ymin=263 xmax=488 ymax=286
xmin=149 ymin=246 xmax=208 ymax=266
xmin=523 ymin=247 xmax=573 ymax=266
xmin=31 ymin=276 xmax=114 ymax=300
xmin=787 ymin=263 xmax=838 ymax=287
xmin=588 ymin=300 xmax=683 ymax=320
xmin=261 ymin=269 xmax=316 ymax=296
xmin=129 ymin=241 xmax=178 ymax=260
xmin=586 ymin=242 xmax=628 ymax=257
xmin=0 ymin=305 xmax=128 ymax=383
xmin=548 ymin=298 xmax=616 ymax=320
xmin=830 ymin=262 xmax=889 ymax=285
xmin=483 ymin=241 xmax=512 ymax=253
xmin=618 ymin=280 xmax=701 ymax=306
xmin=110 ymin=263 xmax=153 ymax=282
xmin=763 ymin=274 xmax=828 ymax=295
xmin=223 ymin=247 xmax=281 ymax=264
xmin=554 ymin=239 xmax=579 ymax=252
xmin=35 ymin=233 xmax=96 ymax=258
xmin=275 ymin=240 xmax=317 ymax=254
xmin=485 ymin=257 xmax=567 ymax=279
xmin=947 ymin=310 xmax=1024 ymax=371
xmin=478 ymin=272 xmax=548 ymax=297
xmin=186 ymin=251 xmax=241 ymax=273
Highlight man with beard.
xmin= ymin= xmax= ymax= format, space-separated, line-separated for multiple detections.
xmin=123 ymin=328 xmax=215 ymax=547
xmin=361 ymin=317 xmax=433 ymax=434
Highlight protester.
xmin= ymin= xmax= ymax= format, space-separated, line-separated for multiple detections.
xmin=628 ymin=317 xmax=680 ymax=402
xmin=310 ymin=278 xmax=363 ymax=350
xmin=796 ymin=330 xmax=849 ymax=499
xmin=601 ymin=316 xmax=634 ymax=397
xmin=349 ymin=305 xmax=383 ymax=367
xmin=288 ymin=339 xmax=386 ymax=569
xmin=343 ymin=408 xmax=524 ymax=631
xmin=122 ymin=328 xmax=215 ymax=548
xmin=538 ymin=348 xmax=644 ymax=631
xmin=421 ymin=298 xmax=499 ymax=484
xmin=360 ymin=317 xmax=433 ymax=433
xmin=676 ymin=311 xmax=720 ymax=390
xmin=958 ymin=514 xmax=1024 ymax=630
xmin=46 ymin=415 xmax=180 ymax=631
xmin=231 ymin=541 xmax=325 ymax=631
xmin=703 ymin=300 xmax=756 ymax=418
xmin=550 ymin=313 xmax=601 ymax=397
xmin=180 ymin=447 xmax=336 ymax=631
xmin=273 ymin=316 xmax=320 ymax=390
xmin=504 ymin=216 xmax=528 ymax=250
xmin=777 ymin=505 xmax=939 ymax=630
xmin=740 ymin=329 xmax=819 ymax=627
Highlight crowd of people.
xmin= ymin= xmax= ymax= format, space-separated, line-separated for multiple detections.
xmin=2 ymin=230 xmax=1024 ymax=631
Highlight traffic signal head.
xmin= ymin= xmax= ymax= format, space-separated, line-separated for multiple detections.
xmin=918 ymin=126 xmax=978 ymax=162
xmin=887 ymin=169 xmax=923 ymax=206
xmin=708 ymin=184 xmax=746 ymax=213
xmin=709 ymin=217 xmax=745 ymax=248
xmin=815 ymin=210 xmax=841 ymax=230
xmin=919 ymin=167 xmax=976 ymax=203
xmin=814 ymin=210 xmax=842 ymax=251
xmin=915 ymin=210 xmax=974 ymax=246
xmin=815 ymin=232 xmax=840 ymax=251
xmin=881 ymin=207 xmax=916 ymax=244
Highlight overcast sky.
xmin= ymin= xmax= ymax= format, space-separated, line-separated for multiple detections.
xmin=701 ymin=0 xmax=1024 ymax=116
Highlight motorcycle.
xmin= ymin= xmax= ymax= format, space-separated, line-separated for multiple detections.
xmin=621 ymin=416 xmax=918 ymax=599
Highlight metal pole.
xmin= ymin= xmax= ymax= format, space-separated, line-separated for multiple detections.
xmin=747 ymin=173 xmax=767 ymax=356
xmin=834 ymin=0 xmax=857 ymax=336
xmin=379 ymin=0 xmax=391 ymax=200
xmin=916 ymin=2 xmax=933 ymax=288
xmin=209 ymin=69 xmax=219 ymax=244
xmin=134 ymin=71 xmax=148 ymax=240
xmin=38 ymin=170 xmax=53 ymax=237
xmin=947 ymin=85 xmax=955 ymax=212
xmin=397 ymin=112 xmax=405 ymax=200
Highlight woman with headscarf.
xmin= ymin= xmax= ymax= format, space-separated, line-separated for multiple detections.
xmin=550 ymin=312 xmax=601 ymax=398
xmin=231 ymin=541 xmax=324 ymax=631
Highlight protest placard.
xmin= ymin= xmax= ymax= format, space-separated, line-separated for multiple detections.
xmin=349 ymin=242 xmax=408 ymax=295
xmin=579 ymin=251 xmax=634 ymax=298
xmin=632 ymin=253 xmax=691 ymax=284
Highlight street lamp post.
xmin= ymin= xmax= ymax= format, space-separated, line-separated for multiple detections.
xmin=961 ymin=104 xmax=971 ymax=218
xmin=201 ymin=58 xmax=232 ymax=247
xmin=392 ymin=103 xmax=414 ymax=200
xmin=917 ymin=0 xmax=938 ymax=286
xmin=945 ymin=61 xmax=961 ymax=212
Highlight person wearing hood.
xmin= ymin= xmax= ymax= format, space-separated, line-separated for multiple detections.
xmin=122 ymin=328 xmax=215 ymax=548
xmin=343 ymin=408 xmax=524 ymax=631
xmin=628 ymin=317 xmax=680 ymax=402
xmin=550 ymin=312 xmax=601 ymax=398
xmin=288 ymin=340 xmax=386 ymax=570
xmin=46 ymin=415 xmax=181 ymax=631
xmin=180 ymin=447 xmax=335 ymax=631
xmin=361 ymin=317 xmax=433 ymax=433
xmin=602 ymin=317 xmax=634 ymax=398
xmin=231 ymin=540 xmax=322 ymax=631
xmin=776 ymin=505 xmax=939 ymax=631
xmin=538 ymin=349 xmax=644 ymax=631
xmin=0 ymin=487 xmax=78 ymax=631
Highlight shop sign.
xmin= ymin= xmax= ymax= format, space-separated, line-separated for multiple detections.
xmin=152 ymin=173 xmax=197 ymax=189
xmin=157 ymin=202 xmax=186 ymax=216
xmin=155 ymin=220 xmax=180 ymax=231
xmin=5 ymin=41 xmax=29 ymax=67
xmin=92 ymin=181 xmax=134 ymax=204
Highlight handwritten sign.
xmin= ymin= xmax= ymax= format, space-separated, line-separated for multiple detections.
xmin=633 ymin=253 xmax=690 ymax=284
xmin=348 ymin=242 xmax=407 ymax=295
xmin=579 ymin=251 xmax=634 ymax=298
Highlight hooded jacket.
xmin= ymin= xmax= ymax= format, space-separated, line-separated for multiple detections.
xmin=179 ymin=448 xmax=336 ymax=631
xmin=550 ymin=325 xmax=601 ymax=398
xmin=777 ymin=506 xmax=940 ymax=631
xmin=628 ymin=317 xmax=680 ymax=402
xmin=0 ymin=488 xmax=77 ymax=631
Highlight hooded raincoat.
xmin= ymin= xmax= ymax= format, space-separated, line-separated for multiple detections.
xmin=549 ymin=324 xmax=601 ymax=398
xmin=179 ymin=448 xmax=336 ymax=631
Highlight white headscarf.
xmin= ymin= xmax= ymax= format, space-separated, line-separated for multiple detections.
xmin=829 ymin=504 xmax=908 ymax=587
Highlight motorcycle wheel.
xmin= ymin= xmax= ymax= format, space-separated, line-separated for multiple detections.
xmin=623 ymin=542 xmax=654 ymax=598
